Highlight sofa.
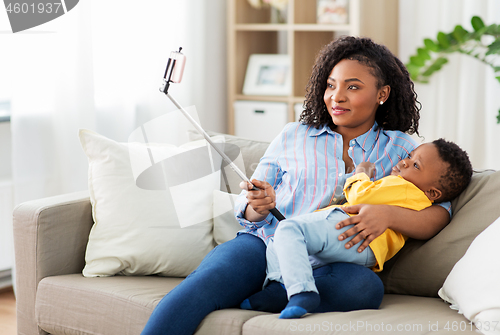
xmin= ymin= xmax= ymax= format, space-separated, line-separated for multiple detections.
xmin=13 ymin=130 xmax=500 ymax=335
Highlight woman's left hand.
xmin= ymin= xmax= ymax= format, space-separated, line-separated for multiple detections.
xmin=336 ymin=204 xmax=390 ymax=252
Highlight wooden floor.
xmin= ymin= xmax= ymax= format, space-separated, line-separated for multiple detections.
xmin=0 ymin=286 xmax=16 ymax=335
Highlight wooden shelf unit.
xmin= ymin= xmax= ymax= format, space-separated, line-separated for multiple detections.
xmin=227 ymin=0 xmax=398 ymax=134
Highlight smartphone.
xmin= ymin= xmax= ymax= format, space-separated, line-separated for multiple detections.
xmin=160 ymin=48 xmax=186 ymax=93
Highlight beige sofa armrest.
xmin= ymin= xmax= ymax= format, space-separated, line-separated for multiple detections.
xmin=13 ymin=191 xmax=93 ymax=335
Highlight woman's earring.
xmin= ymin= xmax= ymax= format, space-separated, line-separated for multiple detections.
xmin=379 ymin=101 xmax=384 ymax=105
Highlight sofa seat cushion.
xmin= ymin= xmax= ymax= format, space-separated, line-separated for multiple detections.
xmin=242 ymin=295 xmax=476 ymax=335
xmin=36 ymin=274 xmax=179 ymax=334
xmin=35 ymin=274 xmax=265 ymax=335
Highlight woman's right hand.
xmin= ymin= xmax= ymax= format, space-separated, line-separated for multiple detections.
xmin=240 ymin=179 xmax=276 ymax=220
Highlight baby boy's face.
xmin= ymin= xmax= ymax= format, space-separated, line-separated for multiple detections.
xmin=390 ymin=143 xmax=448 ymax=200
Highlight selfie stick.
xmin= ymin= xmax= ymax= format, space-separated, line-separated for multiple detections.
xmin=159 ymin=48 xmax=285 ymax=221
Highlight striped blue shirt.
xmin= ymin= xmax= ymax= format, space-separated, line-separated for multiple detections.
xmin=235 ymin=122 xmax=452 ymax=245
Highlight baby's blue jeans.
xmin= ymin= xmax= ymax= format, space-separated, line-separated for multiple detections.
xmin=266 ymin=208 xmax=377 ymax=298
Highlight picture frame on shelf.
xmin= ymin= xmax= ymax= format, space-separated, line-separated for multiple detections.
xmin=243 ymin=54 xmax=291 ymax=96
xmin=317 ymin=0 xmax=349 ymax=24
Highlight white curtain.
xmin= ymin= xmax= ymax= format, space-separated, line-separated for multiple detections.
xmin=2 ymin=0 xmax=227 ymax=206
xmin=399 ymin=0 xmax=500 ymax=170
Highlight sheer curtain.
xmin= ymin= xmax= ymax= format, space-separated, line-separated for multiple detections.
xmin=4 ymin=0 xmax=226 ymax=206
xmin=399 ymin=0 xmax=500 ymax=170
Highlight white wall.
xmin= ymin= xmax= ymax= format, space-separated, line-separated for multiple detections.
xmin=0 ymin=122 xmax=13 ymax=274
xmin=0 ymin=122 xmax=11 ymax=180
xmin=187 ymin=0 xmax=228 ymax=133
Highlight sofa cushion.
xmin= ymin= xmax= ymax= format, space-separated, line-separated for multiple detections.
xmin=79 ymin=129 xmax=217 ymax=278
xmin=379 ymin=170 xmax=500 ymax=297
xmin=188 ymin=131 xmax=270 ymax=193
xmin=36 ymin=275 xmax=178 ymax=334
xmin=35 ymin=274 xmax=265 ymax=335
xmin=213 ymin=190 xmax=241 ymax=245
xmin=213 ymin=132 xmax=270 ymax=180
xmin=438 ymin=216 xmax=500 ymax=334
xmin=241 ymin=295 xmax=476 ymax=335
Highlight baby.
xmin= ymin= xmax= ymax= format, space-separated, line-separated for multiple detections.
xmin=262 ymin=138 xmax=472 ymax=319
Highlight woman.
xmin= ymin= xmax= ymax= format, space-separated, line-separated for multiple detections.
xmin=141 ymin=36 xmax=451 ymax=335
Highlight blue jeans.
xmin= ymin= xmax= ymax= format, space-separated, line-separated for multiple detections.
xmin=141 ymin=233 xmax=384 ymax=335
xmin=266 ymin=208 xmax=376 ymax=297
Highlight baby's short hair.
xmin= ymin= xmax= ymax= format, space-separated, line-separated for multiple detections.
xmin=433 ymin=138 xmax=473 ymax=202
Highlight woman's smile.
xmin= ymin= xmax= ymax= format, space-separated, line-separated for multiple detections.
xmin=331 ymin=106 xmax=350 ymax=116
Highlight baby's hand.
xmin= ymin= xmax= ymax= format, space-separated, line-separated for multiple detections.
xmin=355 ymin=162 xmax=375 ymax=178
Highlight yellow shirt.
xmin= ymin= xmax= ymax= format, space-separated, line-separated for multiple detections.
xmin=317 ymin=173 xmax=432 ymax=272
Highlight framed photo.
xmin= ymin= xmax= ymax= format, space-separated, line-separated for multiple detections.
xmin=243 ymin=54 xmax=291 ymax=96
xmin=317 ymin=0 xmax=349 ymax=24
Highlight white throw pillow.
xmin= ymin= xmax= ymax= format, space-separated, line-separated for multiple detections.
xmin=79 ymin=129 xmax=222 ymax=277
xmin=438 ymin=217 xmax=500 ymax=335
xmin=212 ymin=190 xmax=242 ymax=245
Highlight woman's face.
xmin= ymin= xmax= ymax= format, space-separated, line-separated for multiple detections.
xmin=323 ymin=59 xmax=389 ymax=137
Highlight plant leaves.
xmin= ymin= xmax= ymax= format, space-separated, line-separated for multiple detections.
xmin=491 ymin=24 xmax=500 ymax=34
xmin=410 ymin=55 xmax=426 ymax=67
xmin=486 ymin=38 xmax=500 ymax=56
xmin=485 ymin=24 xmax=500 ymax=35
xmin=437 ymin=32 xmax=450 ymax=48
xmin=406 ymin=64 xmax=422 ymax=78
xmin=434 ymin=57 xmax=449 ymax=67
xmin=417 ymin=47 xmax=431 ymax=60
xmin=447 ymin=32 xmax=459 ymax=46
xmin=422 ymin=65 xmax=440 ymax=77
xmin=471 ymin=16 xmax=485 ymax=32
xmin=420 ymin=58 xmax=448 ymax=77
xmin=407 ymin=16 xmax=498 ymax=123
xmin=469 ymin=27 xmax=488 ymax=41
xmin=424 ymin=38 xmax=440 ymax=52
xmin=453 ymin=25 xmax=468 ymax=42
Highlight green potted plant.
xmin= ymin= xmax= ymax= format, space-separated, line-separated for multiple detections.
xmin=406 ymin=16 xmax=500 ymax=123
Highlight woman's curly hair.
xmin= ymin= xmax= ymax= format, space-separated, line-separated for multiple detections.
xmin=300 ymin=36 xmax=421 ymax=135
